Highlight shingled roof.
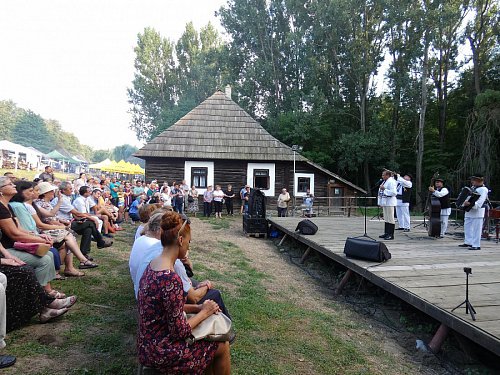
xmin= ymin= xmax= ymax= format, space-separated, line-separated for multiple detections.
xmin=135 ymin=91 xmax=307 ymax=162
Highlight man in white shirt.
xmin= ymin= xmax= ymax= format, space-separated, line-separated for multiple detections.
xmin=460 ymin=174 xmax=489 ymax=250
xmin=429 ymin=178 xmax=451 ymax=238
xmin=395 ymin=173 xmax=412 ymax=232
xmin=57 ymin=182 xmax=111 ymax=258
xmin=378 ymin=170 xmax=398 ymax=240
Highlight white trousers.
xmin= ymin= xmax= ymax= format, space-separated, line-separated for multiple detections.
xmin=0 ymin=272 xmax=6 ymax=349
xmin=464 ymin=217 xmax=482 ymax=248
xmin=396 ymin=205 xmax=410 ymax=229
xmin=382 ymin=206 xmax=395 ymax=224
xmin=440 ymin=215 xmax=449 ymax=237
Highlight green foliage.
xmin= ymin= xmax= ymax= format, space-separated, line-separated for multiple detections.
xmin=128 ymin=24 xmax=229 ymax=141
xmin=12 ymin=110 xmax=54 ymax=153
xmin=474 ymin=89 xmax=500 ymax=108
xmin=112 ymin=144 xmax=138 ymax=162
xmin=127 ymin=0 xmax=499 ymax=198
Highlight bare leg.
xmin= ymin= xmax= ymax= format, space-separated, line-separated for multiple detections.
xmin=63 ymin=253 xmax=80 ymax=274
xmin=64 ymin=234 xmax=92 ymax=263
xmin=205 ymin=342 xmax=230 ymax=375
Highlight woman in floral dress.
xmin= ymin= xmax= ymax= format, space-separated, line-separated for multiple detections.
xmin=187 ymin=186 xmax=199 ymax=216
xmin=137 ymin=211 xmax=230 ymax=374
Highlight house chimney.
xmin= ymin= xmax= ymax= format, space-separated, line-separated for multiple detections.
xmin=224 ymin=85 xmax=232 ymax=99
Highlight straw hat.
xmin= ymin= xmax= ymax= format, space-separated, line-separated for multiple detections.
xmin=38 ymin=182 xmax=57 ymax=195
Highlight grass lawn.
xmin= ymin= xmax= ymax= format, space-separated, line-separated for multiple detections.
xmin=3 ymin=217 xmax=425 ymax=374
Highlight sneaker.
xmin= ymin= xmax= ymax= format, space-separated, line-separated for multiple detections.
xmin=458 ymin=244 xmax=471 ymax=247
xmin=97 ymin=240 xmax=113 ymax=249
xmin=469 ymin=247 xmax=481 ymax=250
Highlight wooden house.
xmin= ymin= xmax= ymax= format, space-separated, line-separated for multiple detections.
xmin=135 ymin=89 xmax=365 ymax=210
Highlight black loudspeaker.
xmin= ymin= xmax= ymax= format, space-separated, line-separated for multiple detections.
xmin=343 ymin=237 xmax=391 ymax=262
xmin=295 ymin=219 xmax=318 ymax=235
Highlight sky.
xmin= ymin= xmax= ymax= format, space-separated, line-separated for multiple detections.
xmin=0 ymin=0 xmax=227 ymax=150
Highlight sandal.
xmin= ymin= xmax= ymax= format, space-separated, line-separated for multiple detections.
xmin=79 ymin=260 xmax=98 ymax=269
xmin=54 ymin=274 xmax=66 ymax=281
xmin=47 ymin=290 xmax=66 ymax=299
xmin=64 ymin=270 xmax=86 ymax=277
xmin=40 ymin=307 xmax=68 ymax=323
xmin=48 ymin=295 xmax=77 ymax=309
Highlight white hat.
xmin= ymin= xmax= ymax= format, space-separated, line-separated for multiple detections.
xmin=38 ymin=182 xmax=57 ymax=195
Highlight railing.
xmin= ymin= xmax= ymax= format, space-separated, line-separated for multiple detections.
xmin=271 ymin=196 xmax=380 ymax=218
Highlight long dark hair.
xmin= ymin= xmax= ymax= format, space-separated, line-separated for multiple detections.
xmin=11 ymin=180 xmax=33 ymax=203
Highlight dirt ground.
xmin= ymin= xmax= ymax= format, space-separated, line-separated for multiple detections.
xmin=191 ymin=217 xmax=498 ymax=375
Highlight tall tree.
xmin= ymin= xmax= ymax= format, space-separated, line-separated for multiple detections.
xmin=128 ymin=27 xmax=177 ymax=141
xmin=430 ymin=0 xmax=469 ymax=148
xmin=12 ymin=110 xmax=53 ymax=153
xmin=464 ymin=0 xmax=499 ymax=95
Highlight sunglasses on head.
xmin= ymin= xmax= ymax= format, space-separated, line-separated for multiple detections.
xmin=176 ymin=214 xmax=191 ymax=239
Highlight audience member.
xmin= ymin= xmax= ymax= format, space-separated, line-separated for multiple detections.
xmin=136 ymin=211 xmax=230 ymax=374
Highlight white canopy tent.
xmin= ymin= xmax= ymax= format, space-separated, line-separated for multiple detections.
xmin=0 ymin=140 xmax=45 ymax=171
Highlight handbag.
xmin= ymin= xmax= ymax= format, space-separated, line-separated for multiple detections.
xmin=188 ymin=195 xmax=194 ymax=203
xmin=13 ymin=242 xmax=51 ymax=257
xmin=186 ymin=313 xmax=233 ymax=343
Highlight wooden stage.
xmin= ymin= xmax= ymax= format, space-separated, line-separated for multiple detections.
xmin=268 ymin=216 xmax=500 ymax=356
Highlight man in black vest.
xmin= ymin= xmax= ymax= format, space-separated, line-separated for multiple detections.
xmin=395 ymin=173 xmax=412 ymax=232
xmin=429 ymin=178 xmax=451 ymax=238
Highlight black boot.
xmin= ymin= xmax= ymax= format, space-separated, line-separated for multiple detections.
xmin=379 ymin=222 xmax=389 ymax=238
xmin=384 ymin=223 xmax=395 ymax=240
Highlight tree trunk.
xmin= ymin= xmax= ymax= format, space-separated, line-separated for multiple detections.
xmin=416 ymin=36 xmax=430 ymax=213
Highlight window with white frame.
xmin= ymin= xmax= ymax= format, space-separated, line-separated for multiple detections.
xmin=184 ymin=161 xmax=214 ymax=194
xmin=191 ymin=168 xmax=208 ymax=188
xmin=294 ymin=173 xmax=314 ymax=197
xmin=247 ymin=163 xmax=275 ymax=196
xmin=253 ymin=169 xmax=270 ymax=190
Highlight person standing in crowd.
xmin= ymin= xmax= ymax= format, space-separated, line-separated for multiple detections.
xmin=170 ymin=183 xmax=184 ymax=214
xmin=277 ymin=188 xmax=290 ymax=217
xmin=109 ymin=177 xmax=120 ymax=207
xmin=187 ymin=186 xmax=199 ymax=216
xmin=73 ymin=173 xmax=87 ymax=196
xmin=239 ymin=185 xmax=247 ymax=215
xmin=2 ymin=173 xmax=16 ymax=183
xmin=395 ymin=173 xmax=412 ymax=232
xmin=181 ymin=180 xmax=189 ymax=210
xmin=224 ymin=185 xmax=235 ymax=216
xmin=203 ymin=186 xmax=213 ymax=217
xmin=303 ymin=189 xmax=314 ymax=217
xmin=39 ymin=166 xmax=54 ymax=182
xmin=429 ymin=178 xmax=451 ymax=238
xmin=460 ymin=174 xmax=489 ymax=250
xmin=378 ymin=170 xmax=398 ymax=240
xmin=132 ymin=180 xmax=145 ymax=200
xmin=242 ymin=186 xmax=251 ymax=214
xmin=213 ymin=185 xmax=225 ymax=219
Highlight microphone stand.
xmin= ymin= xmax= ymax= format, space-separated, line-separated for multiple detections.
xmin=353 ymin=194 xmax=376 ymax=241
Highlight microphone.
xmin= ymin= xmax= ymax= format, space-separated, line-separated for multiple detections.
xmin=375 ymin=179 xmax=383 ymax=187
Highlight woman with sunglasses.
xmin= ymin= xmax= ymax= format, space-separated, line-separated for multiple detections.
xmin=137 ymin=211 xmax=230 ymax=374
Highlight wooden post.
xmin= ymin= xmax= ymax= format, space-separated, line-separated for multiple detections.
xmin=427 ymin=323 xmax=450 ymax=353
xmin=334 ymin=269 xmax=353 ymax=295
xmin=300 ymin=247 xmax=312 ymax=264
xmin=278 ymin=234 xmax=287 ymax=246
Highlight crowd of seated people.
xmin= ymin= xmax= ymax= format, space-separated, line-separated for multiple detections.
xmin=1 ymin=170 xmax=236 ymax=371
xmin=129 ymin=209 xmax=232 ymax=373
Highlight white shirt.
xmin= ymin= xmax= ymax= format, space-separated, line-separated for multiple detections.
xmin=130 ymin=239 xmax=192 ymax=298
xmin=73 ymin=195 xmax=90 ymax=214
xmin=213 ymin=190 xmax=225 ymax=202
xmin=465 ymin=185 xmax=489 ymax=219
xmin=378 ymin=176 xmax=397 ymax=207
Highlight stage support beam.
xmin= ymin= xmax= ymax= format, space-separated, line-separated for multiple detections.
xmin=334 ymin=269 xmax=353 ymax=295
xmin=427 ymin=323 xmax=450 ymax=353
xmin=278 ymin=234 xmax=288 ymax=246
xmin=300 ymin=247 xmax=312 ymax=264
